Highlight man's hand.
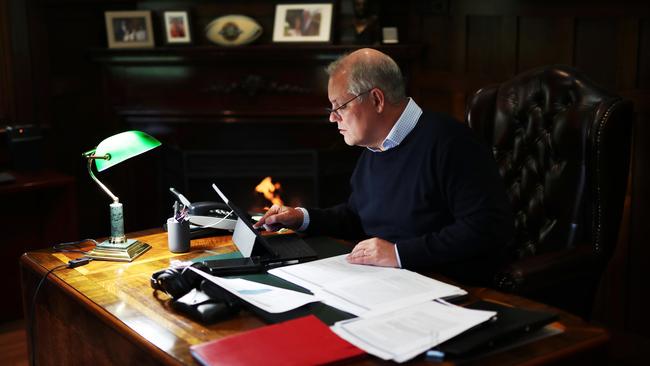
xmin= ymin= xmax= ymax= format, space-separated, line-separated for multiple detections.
xmin=252 ymin=204 xmax=303 ymax=232
xmin=347 ymin=237 xmax=398 ymax=267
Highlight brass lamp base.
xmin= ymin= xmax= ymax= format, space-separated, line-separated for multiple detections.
xmin=87 ymin=239 xmax=151 ymax=262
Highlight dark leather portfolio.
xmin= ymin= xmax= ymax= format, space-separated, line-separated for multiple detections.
xmin=434 ymin=300 xmax=558 ymax=357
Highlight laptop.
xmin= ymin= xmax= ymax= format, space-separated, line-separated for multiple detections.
xmin=212 ymin=183 xmax=318 ymax=265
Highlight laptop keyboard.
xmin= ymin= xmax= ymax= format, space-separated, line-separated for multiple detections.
xmin=266 ymin=234 xmax=317 ymax=259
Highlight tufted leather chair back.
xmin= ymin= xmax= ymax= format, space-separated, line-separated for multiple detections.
xmin=465 ymin=65 xmax=633 ymax=268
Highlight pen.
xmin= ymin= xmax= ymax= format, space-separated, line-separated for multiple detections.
xmin=179 ymin=206 xmax=188 ymax=221
xmin=265 ymin=259 xmax=299 ymax=268
xmin=173 ymin=201 xmax=189 ymax=223
xmin=170 ymin=187 xmax=192 ymax=207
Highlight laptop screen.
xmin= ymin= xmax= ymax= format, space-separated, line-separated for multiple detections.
xmin=212 ymin=183 xmax=278 ymax=258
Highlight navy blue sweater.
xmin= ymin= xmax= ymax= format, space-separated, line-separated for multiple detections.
xmin=306 ymin=111 xmax=514 ymax=283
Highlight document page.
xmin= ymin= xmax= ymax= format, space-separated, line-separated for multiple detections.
xmin=331 ymin=300 xmax=496 ymax=363
xmin=271 ymin=254 xmax=389 ymax=287
xmin=189 ymin=267 xmax=319 ymax=313
xmin=324 ymin=270 xmax=466 ymax=316
xmin=269 ymin=254 xmax=466 ymax=316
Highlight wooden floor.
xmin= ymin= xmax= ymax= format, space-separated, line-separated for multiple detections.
xmin=0 ymin=319 xmax=28 ymax=366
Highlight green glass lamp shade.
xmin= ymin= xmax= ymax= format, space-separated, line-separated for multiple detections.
xmin=92 ymin=131 xmax=161 ymax=172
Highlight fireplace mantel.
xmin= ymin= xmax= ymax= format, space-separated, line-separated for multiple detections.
xmin=89 ymin=44 xmax=422 ymax=64
xmin=91 ymin=43 xmax=422 ymax=143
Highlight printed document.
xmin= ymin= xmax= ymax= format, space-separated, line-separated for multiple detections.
xmin=269 ymin=255 xmax=466 ymax=316
xmin=189 ymin=267 xmax=319 ymax=313
xmin=331 ymin=300 xmax=496 ymax=363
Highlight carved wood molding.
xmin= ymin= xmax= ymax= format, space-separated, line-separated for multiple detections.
xmin=89 ymin=44 xmax=422 ymax=65
xmin=115 ymin=108 xmax=329 ymax=123
xmin=201 ymin=74 xmax=311 ymax=97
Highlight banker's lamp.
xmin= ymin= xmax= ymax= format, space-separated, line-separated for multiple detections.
xmin=83 ymin=130 xmax=161 ymax=261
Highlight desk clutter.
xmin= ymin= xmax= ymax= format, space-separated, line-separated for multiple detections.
xmin=168 ymin=186 xmax=237 ymax=239
xmin=152 ymin=249 xmax=559 ymax=363
xmin=156 ymin=195 xmax=560 ymax=363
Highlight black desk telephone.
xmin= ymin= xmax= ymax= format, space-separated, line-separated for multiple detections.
xmin=189 ymin=201 xmax=232 ymax=217
xmin=168 ymin=187 xmax=238 ymax=237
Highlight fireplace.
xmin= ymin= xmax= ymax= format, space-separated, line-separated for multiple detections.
xmin=164 ymin=146 xmax=359 ymax=215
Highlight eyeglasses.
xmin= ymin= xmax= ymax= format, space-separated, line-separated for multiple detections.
xmin=325 ymin=89 xmax=372 ymax=118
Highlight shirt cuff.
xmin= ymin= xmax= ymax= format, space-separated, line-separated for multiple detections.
xmin=394 ymin=243 xmax=402 ymax=268
xmin=295 ymin=207 xmax=310 ymax=232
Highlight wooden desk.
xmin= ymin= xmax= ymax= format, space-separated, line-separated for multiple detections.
xmin=2 ymin=170 xmax=77 ymax=321
xmin=20 ymin=230 xmax=609 ymax=365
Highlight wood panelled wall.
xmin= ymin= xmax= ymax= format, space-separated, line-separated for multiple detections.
xmin=0 ymin=0 xmax=12 ymax=126
xmin=413 ymin=0 xmax=649 ymax=119
xmin=410 ymin=0 xmax=650 ymax=337
xmin=1 ymin=0 xmax=649 ymax=336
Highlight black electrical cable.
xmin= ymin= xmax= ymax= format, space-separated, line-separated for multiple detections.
xmin=29 ymin=257 xmax=92 ymax=366
xmin=29 ymin=263 xmax=65 ymax=366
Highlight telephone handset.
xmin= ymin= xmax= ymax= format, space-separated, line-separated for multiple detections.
xmin=189 ymin=201 xmax=231 ymax=217
xmin=169 ymin=187 xmax=238 ymax=234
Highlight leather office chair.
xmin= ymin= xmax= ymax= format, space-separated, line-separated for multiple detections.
xmin=465 ymin=65 xmax=633 ymax=319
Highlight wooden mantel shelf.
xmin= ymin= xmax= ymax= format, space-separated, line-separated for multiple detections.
xmin=89 ymin=44 xmax=423 ymax=64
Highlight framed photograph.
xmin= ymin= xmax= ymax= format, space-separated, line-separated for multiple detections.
xmin=272 ymin=3 xmax=333 ymax=43
xmin=163 ymin=11 xmax=192 ymax=44
xmin=104 ymin=11 xmax=155 ymax=49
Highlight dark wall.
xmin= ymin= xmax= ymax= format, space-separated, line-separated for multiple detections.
xmin=1 ymin=0 xmax=649 ymax=336
xmin=0 ymin=0 xmax=12 ymax=129
xmin=410 ymin=0 xmax=650 ymax=338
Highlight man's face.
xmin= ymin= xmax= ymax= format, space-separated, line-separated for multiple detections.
xmin=327 ymin=72 xmax=373 ymax=147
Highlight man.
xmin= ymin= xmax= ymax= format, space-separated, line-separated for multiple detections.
xmin=301 ymin=9 xmax=321 ymax=36
xmin=254 ymin=48 xmax=513 ymax=284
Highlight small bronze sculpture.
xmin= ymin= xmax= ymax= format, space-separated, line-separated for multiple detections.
xmin=353 ymin=0 xmax=379 ymax=42
xmin=341 ymin=0 xmax=379 ymax=45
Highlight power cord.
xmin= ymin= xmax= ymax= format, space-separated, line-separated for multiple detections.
xmin=29 ymin=257 xmax=92 ymax=366
xmin=189 ymin=210 xmax=235 ymax=229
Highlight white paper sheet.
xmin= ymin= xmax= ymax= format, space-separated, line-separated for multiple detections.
xmin=270 ymin=254 xmax=388 ymax=288
xmin=188 ymin=267 xmax=320 ymax=313
xmin=331 ymin=300 xmax=496 ymax=363
xmin=269 ymin=254 xmax=466 ymax=316
xmin=324 ymin=270 xmax=466 ymax=317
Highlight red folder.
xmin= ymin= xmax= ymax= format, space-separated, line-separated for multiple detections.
xmin=190 ymin=315 xmax=365 ymax=366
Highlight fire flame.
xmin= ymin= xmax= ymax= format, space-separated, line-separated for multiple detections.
xmin=255 ymin=176 xmax=284 ymax=208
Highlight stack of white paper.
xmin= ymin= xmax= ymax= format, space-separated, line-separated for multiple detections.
xmin=188 ymin=267 xmax=320 ymax=313
xmin=268 ymin=254 xmax=467 ymax=316
xmin=331 ymin=300 xmax=496 ymax=363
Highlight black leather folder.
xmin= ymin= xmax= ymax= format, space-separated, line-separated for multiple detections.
xmin=433 ymin=300 xmax=558 ymax=358
xmin=196 ymin=236 xmax=357 ymax=326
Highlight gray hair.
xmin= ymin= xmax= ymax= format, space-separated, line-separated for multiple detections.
xmin=326 ymin=52 xmax=406 ymax=104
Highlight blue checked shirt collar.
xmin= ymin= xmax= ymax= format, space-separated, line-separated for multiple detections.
xmin=368 ymin=98 xmax=423 ymax=152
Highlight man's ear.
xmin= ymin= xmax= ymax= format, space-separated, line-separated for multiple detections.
xmin=371 ymin=88 xmax=385 ymax=113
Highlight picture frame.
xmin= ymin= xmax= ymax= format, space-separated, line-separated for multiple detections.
xmin=104 ymin=10 xmax=155 ymax=49
xmin=163 ymin=11 xmax=192 ymax=45
xmin=272 ymin=3 xmax=333 ymax=43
